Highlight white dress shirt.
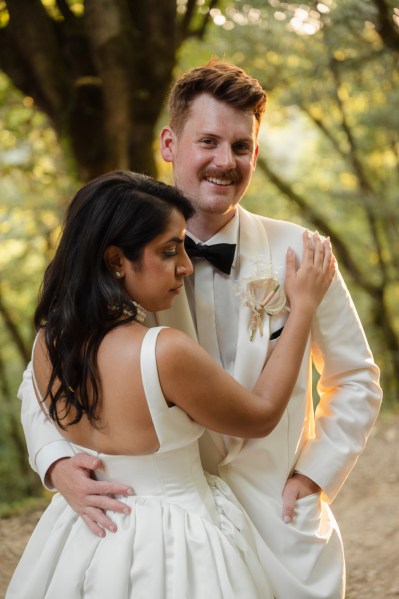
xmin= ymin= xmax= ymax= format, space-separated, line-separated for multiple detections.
xmin=185 ymin=212 xmax=240 ymax=376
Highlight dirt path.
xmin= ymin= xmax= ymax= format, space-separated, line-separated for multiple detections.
xmin=332 ymin=411 xmax=399 ymax=598
xmin=1 ymin=412 xmax=398 ymax=598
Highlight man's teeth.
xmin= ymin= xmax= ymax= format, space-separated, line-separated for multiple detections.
xmin=206 ymin=177 xmax=232 ymax=186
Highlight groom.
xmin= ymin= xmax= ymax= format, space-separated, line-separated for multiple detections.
xmin=19 ymin=61 xmax=381 ymax=598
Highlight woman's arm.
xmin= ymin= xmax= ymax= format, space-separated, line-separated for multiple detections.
xmin=157 ymin=231 xmax=336 ymax=438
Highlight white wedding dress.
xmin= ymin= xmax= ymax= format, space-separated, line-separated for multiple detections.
xmin=6 ymin=327 xmax=274 ymax=598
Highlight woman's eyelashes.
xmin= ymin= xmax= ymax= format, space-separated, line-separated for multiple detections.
xmin=163 ymin=248 xmax=178 ymax=258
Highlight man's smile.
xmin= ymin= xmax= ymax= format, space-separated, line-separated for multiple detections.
xmin=205 ymin=177 xmax=233 ymax=186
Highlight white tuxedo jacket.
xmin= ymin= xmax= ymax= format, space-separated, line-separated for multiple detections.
xmin=19 ymin=206 xmax=382 ymax=598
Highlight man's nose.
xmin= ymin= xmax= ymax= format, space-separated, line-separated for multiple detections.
xmin=214 ymin=143 xmax=235 ymax=169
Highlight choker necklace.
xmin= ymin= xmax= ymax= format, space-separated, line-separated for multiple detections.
xmin=109 ymin=301 xmax=146 ymax=324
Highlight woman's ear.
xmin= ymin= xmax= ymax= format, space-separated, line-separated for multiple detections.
xmin=104 ymin=246 xmax=125 ymax=280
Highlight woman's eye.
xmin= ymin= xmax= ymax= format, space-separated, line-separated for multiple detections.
xmin=164 ymin=250 xmax=178 ymax=257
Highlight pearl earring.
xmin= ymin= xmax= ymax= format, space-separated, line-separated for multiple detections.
xmin=115 ymin=271 xmax=121 ymax=278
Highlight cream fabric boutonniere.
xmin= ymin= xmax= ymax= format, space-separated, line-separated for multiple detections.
xmin=237 ymin=261 xmax=288 ymax=341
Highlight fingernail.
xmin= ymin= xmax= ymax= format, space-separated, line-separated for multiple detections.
xmin=98 ymin=530 xmax=105 ymax=538
xmin=126 ymin=488 xmax=134 ymax=496
xmin=287 ymin=247 xmax=292 ymax=256
xmin=283 ymin=515 xmax=292 ymax=524
xmin=110 ymin=525 xmax=117 ymax=533
xmin=123 ymin=507 xmax=130 ymax=515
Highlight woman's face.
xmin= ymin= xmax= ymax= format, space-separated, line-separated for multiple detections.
xmin=122 ymin=209 xmax=193 ymax=312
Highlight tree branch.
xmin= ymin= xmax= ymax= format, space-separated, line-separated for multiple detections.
xmin=55 ymin=0 xmax=74 ymax=20
xmin=256 ymin=155 xmax=380 ymax=297
xmin=178 ymin=0 xmax=219 ymax=43
xmin=299 ymin=104 xmax=347 ymax=162
xmin=177 ymin=0 xmax=197 ymax=43
xmin=372 ymin=0 xmax=399 ymax=52
xmin=192 ymin=0 xmax=219 ymax=40
xmin=3 ymin=0 xmax=71 ymax=122
xmin=328 ymin=57 xmax=388 ymax=279
xmin=0 ymin=288 xmax=30 ymax=364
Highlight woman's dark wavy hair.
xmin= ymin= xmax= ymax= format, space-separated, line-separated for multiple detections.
xmin=35 ymin=170 xmax=194 ymax=429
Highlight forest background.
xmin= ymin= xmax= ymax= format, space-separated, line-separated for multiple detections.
xmin=0 ymin=0 xmax=398 ymax=506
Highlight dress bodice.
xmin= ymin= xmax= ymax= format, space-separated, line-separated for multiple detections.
xmin=72 ymin=327 xmax=218 ymax=523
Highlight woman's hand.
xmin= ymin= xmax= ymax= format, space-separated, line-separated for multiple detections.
xmin=285 ymin=230 xmax=336 ymax=315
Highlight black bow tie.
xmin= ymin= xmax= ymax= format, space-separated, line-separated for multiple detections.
xmin=184 ymin=236 xmax=236 ymax=275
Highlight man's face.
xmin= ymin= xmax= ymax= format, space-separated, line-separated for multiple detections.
xmin=161 ymin=94 xmax=259 ymax=227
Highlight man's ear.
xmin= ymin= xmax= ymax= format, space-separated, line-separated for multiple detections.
xmin=253 ymin=144 xmax=259 ymax=171
xmin=160 ymin=126 xmax=175 ymax=163
xmin=104 ymin=246 xmax=125 ymax=279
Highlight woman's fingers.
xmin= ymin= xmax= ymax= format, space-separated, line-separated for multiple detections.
xmin=301 ymin=229 xmax=314 ymax=267
xmin=285 ymin=246 xmax=297 ymax=274
xmin=312 ymin=232 xmax=325 ymax=269
xmin=302 ymin=230 xmax=333 ymax=272
xmin=322 ymin=237 xmax=333 ymax=271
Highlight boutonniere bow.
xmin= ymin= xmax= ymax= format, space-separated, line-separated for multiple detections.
xmin=237 ymin=267 xmax=288 ymax=341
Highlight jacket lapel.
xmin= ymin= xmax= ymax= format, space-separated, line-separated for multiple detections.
xmin=221 ymin=207 xmax=272 ymax=465
xmin=233 ymin=207 xmax=272 ymax=387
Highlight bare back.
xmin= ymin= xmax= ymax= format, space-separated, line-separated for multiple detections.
xmin=33 ymin=324 xmax=160 ymax=455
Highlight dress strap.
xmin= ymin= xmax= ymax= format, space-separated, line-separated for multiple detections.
xmin=139 ymin=327 xmax=170 ymax=448
xmin=140 ymin=326 xmax=204 ymax=452
xmin=30 ymin=333 xmax=46 ymax=406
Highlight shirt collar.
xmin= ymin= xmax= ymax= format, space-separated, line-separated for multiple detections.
xmin=187 ymin=211 xmax=240 ymax=269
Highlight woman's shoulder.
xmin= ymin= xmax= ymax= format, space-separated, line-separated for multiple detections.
xmin=156 ymin=326 xmax=198 ymax=354
xmin=99 ymin=324 xmax=196 ymax=361
xmin=155 ymin=328 xmax=214 ymax=384
xmin=98 ymin=322 xmax=147 ymax=363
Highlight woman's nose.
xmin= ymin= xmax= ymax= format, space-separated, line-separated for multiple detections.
xmin=176 ymin=246 xmax=194 ymax=277
xmin=177 ymin=250 xmax=193 ymax=277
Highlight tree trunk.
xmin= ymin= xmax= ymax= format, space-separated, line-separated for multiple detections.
xmin=0 ymin=0 xmax=218 ymax=180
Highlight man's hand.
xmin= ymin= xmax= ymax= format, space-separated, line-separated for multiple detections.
xmin=47 ymin=453 xmax=134 ymax=537
xmin=282 ymin=472 xmax=321 ymax=524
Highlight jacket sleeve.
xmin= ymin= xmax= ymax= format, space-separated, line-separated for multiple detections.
xmin=294 ymin=268 xmax=382 ymax=503
xmin=18 ymin=362 xmax=75 ymax=489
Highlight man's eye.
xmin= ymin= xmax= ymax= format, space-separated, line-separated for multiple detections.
xmin=234 ymin=143 xmax=250 ymax=154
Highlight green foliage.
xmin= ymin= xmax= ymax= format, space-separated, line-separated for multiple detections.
xmin=0 ymin=73 xmax=77 ymax=502
xmin=195 ymin=0 xmax=399 ymax=403
xmin=0 ymin=495 xmax=50 ymax=518
xmin=0 ymin=75 xmax=75 ymax=357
